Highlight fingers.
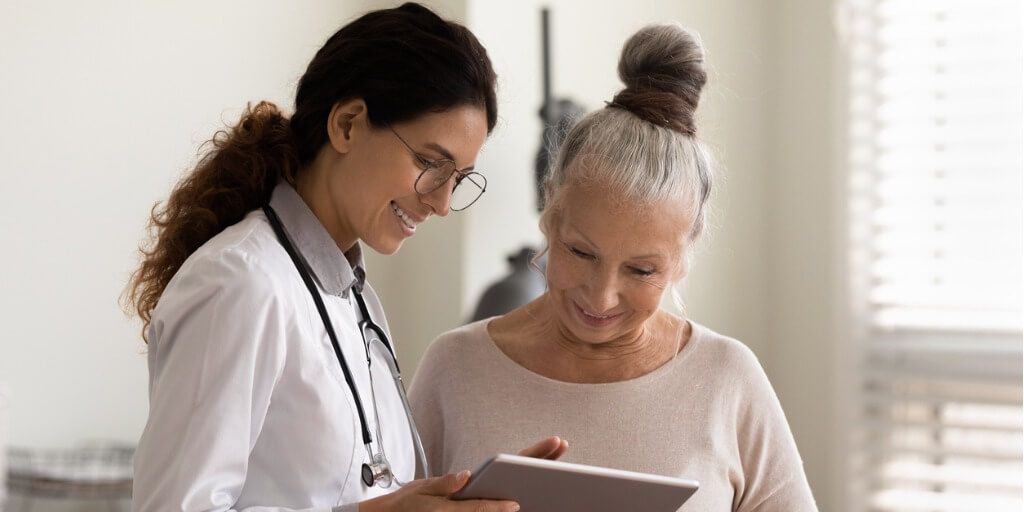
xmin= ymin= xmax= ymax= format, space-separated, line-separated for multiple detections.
xmin=548 ymin=438 xmax=569 ymax=460
xmin=517 ymin=436 xmax=559 ymax=457
xmin=418 ymin=472 xmax=520 ymax=511
xmin=517 ymin=436 xmax=569 ymax=460
xmin=418 ymin=470 xmax=472 ymax=496
xmin=448 ymin=499 xmax=520 ymax=512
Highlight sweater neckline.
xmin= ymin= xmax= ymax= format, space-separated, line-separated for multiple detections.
xmin=476 ymin=317 xmax=706 ymax=391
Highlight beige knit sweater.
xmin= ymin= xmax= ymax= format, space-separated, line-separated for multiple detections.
xmin=408 ymin=319 xmax=817 ymax=511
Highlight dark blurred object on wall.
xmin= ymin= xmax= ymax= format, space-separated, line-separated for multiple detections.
xmin=534 ymin=8 xmax=584 ymax=212
xmin=471 ymin=247 xmax=546 ymax=321
xmin=471 ymin=8 xmax=581 ymax=322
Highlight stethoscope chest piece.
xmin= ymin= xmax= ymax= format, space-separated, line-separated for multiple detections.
xmin=362 ymin=455 xmax=393 ymax=488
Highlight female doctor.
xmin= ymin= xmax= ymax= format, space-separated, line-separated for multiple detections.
xmin=125 ymin=4 xmax=566 ymax=511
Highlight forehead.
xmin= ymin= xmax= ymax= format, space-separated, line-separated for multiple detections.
xmin=555 ymin=183 xmax=691 ymax=258
xmin=393 ymin=105 xmax=488 ymax=165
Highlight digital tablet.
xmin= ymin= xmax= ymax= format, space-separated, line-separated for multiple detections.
xmin=451 ymin=454 xmax=699 ymax=511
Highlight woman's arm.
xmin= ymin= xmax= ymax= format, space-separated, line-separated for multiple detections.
xmin=731 ymin=346 xmax=818 ymax=512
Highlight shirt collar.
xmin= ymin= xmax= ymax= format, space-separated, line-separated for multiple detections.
xmin=268 ymin=182 xmax=366 ymax=297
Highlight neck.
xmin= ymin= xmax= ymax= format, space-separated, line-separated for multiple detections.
xmin=519 ymin=295 xmax=679 ymax=383
xmin=294 ymin=154 xmax=358 ymax=253
xmin=552 ymin=318 xmax=651 ymax=362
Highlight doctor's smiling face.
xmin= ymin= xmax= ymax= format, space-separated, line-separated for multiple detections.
xmin=303 ymin=99 xmax=488 ymax=256
xmin=543 ymin=180 xmax=691 ymax=346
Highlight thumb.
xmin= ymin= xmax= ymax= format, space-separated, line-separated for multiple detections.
xmin=418 ymin=470 xmax=471 ymax=497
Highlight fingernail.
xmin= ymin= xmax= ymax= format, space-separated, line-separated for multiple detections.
xmin=458 ymin=470 xmax=470 ymax=480
xmin=511 ymin=505 xmax=521 ymax=512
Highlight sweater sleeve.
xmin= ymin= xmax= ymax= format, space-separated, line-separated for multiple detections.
xmin=407 ymin=333 xmax=453 ymax=477
xmin=730 ymin=345 xmax=818 ymax=512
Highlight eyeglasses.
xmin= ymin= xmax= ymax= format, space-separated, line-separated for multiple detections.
xmin=389 ymin=127 xmax=487 ymax=211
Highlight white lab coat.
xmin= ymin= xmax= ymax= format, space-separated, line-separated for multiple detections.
xmin=132 ymin=183 xmax=414 ymax=512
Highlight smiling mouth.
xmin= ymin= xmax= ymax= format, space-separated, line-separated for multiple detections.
xmin=573 ymin=300 xmax=623 ymax=326
xmin=390 ymin=201 xmax=419 ymax=233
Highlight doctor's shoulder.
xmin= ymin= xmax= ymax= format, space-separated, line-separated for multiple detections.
xmin=148 ymin=210 xmax=300 ymax=343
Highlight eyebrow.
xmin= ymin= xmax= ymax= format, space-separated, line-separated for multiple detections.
xmin=423 ymin=142 xmax=476 ymax=172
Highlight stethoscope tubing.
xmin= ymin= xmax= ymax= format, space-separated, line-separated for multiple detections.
xmin=263 ymin=204 xmax=428 ymax=487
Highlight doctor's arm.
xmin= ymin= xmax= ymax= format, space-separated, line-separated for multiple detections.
xmin=131 ymin=255 xmax=325 ymax=512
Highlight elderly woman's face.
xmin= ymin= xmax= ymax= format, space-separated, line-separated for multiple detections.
xmin=546 ymin=182 xmax=690 ymax=344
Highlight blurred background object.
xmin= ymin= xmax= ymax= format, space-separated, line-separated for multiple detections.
xmin=533 ymin=8 xmax=586 ymax=214
xmin=470 ymin=7 xmax=582 ymax=322
xmin=470 ymin=247 xmax=547 ymax=322
xmin=4 ymin=443 xmax=133 ymax=512
xmin=1 ymin=384 xmax=8 ymax=511
xmin=0 ymin=0 xmax=1020 ymax=510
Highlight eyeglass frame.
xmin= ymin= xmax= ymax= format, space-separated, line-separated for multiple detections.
xmin=387 ymin=126 xmax=487 ymax=211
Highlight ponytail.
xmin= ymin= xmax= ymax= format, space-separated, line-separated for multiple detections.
xmin=124 ymin=101 xmax=297 ymax=341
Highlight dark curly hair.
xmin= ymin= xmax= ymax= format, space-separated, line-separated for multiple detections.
xmin=124 ymin=3 xmax=498 ymax=341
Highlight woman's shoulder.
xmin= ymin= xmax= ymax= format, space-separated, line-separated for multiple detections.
xmin=411 ymin=319 xmax=496 ymax=392
xmin=423 ymin=319 xmax=494 ymax=362
xmin=174 ymin=211 xmax=292 ymax=283
xmin=681 ymin=320 xmax=769 ymax=385
xmin=188 ymin=210 xmax=286 ymax=271
xmin=148 ymin=211 xmax=298 ymax=355
xmin=154 ymin=211 xmax=294 ymax=315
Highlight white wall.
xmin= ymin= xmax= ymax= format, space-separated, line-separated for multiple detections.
xmin=0 ymin=0 xmax=363 ymax=448
xmin=765 ymin=1 xmax=845 ymax=509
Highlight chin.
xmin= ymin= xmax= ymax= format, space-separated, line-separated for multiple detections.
xmin=363 ymin=236 xmax=404 ymax=256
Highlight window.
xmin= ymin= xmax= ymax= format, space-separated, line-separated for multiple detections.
xmin=844 ymin=0 xmax=1023 ymax=510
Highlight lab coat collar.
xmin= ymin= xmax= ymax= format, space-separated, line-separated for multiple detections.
xmin=268 ymin=181 xmax=367 ymax=298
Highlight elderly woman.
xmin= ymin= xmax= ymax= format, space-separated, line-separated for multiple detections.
xmin=408 ymin=23 xmax=817 ymax=511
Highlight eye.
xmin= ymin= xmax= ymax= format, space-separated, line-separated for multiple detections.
xmin=566 ymin=244 xmax=594 ymax=260
xmin=412 ymin=153 xmax=433 ymax=169
xmin=630 ymin=267 xmax=656 ymax=277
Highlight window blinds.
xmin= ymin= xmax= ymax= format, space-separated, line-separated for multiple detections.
xmin=844 ymin=0 xmax=1023 ymax=510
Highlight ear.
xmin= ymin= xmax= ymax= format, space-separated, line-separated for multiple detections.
xmin=326 ymin=98 xmax=368 ymax=155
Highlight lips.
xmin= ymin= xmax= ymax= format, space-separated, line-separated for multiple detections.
xmin=572 ymin=300 xmax=623 ymax=328
xmin=390 ymin=201 xmax=423 ymax=234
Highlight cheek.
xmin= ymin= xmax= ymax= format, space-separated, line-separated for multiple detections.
xmin=358 ymin=148 xmax=417 ymax=200
xmin=623 ymin=284 xmax=665 ymax=314
xmin=546 ymin=250 xmax=586 ymax=293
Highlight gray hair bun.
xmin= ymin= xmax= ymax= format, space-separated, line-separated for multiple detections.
xmin=610 ymin=23 xmax=707 ymax=136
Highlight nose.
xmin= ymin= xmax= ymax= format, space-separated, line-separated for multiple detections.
xmin=419 ymin=176 xmax=455 ymax=217
xmin=585 ymin=267 xmax=620 ymax=313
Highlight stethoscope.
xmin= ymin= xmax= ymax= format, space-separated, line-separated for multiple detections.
xmin=263 ymin=205 xmax=430 ymax=489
